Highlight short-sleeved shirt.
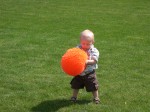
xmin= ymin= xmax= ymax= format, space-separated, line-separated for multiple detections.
xmin=77 ymin=44 xmax=100 ymax=76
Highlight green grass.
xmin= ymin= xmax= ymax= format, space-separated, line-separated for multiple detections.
xmin=0 ymin=0 xmax=150 ymax=111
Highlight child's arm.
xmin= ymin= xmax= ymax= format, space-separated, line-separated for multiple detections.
xmin=86 ymin=59 xmax=97 ymax=65
xmin=86 ymin=49 xmax=99 ymax=65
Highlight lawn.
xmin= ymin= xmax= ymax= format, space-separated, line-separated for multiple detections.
xmin=0 ymin=0 xmax=150 ymax=112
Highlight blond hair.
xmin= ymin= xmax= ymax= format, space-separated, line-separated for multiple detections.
xmin=80 ymin=29 xmax=94 ymax=42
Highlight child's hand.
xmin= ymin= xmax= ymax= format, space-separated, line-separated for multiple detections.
xmin=86 ymin=59 xmax=96 ymax=65
xmin=85 ymin=60 xmax=88 ymax=65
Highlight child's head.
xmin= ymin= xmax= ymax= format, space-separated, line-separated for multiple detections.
xmin=80 ymin=29 xmax=94 ymax=50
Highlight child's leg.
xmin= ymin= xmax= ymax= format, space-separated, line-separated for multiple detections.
xmin=70 ymin=76 xmax=83 ymax=102
xmin=92 ymin=90 xmax=99 ymax=99
xmin=92 ymin=90 xmax=100 ymax=104
xmin=72 ymin=89 xmax=79 ymax=98
xmin=70 ymin=89 xmax=79 ymax=102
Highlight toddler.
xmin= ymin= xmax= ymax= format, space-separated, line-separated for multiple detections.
xmin=70 ymin=29 xmax=100 ymax=104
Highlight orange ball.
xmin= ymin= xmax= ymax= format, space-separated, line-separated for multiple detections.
xmin=61 ymin=48 xmax=88 ymax=76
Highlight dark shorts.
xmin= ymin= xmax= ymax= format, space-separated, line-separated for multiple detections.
xmin=70 ymin=70 xmax=99 ymax=92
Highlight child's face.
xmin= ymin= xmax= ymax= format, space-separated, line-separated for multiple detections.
xmin=80 ymin=40 xmax=93 ymax=51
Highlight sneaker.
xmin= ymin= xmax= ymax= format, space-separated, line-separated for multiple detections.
xmin=93 ymin=98 xmax=100 ymax=104
xmin=70 ymin=97 xmax=77 ymax=103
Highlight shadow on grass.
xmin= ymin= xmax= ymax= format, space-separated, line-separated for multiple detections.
xmin=31 ymin=99 xmax=91 ymax=112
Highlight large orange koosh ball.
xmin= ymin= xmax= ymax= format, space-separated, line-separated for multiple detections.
xmin=61 ymin=48 xmax=88 ymax=76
